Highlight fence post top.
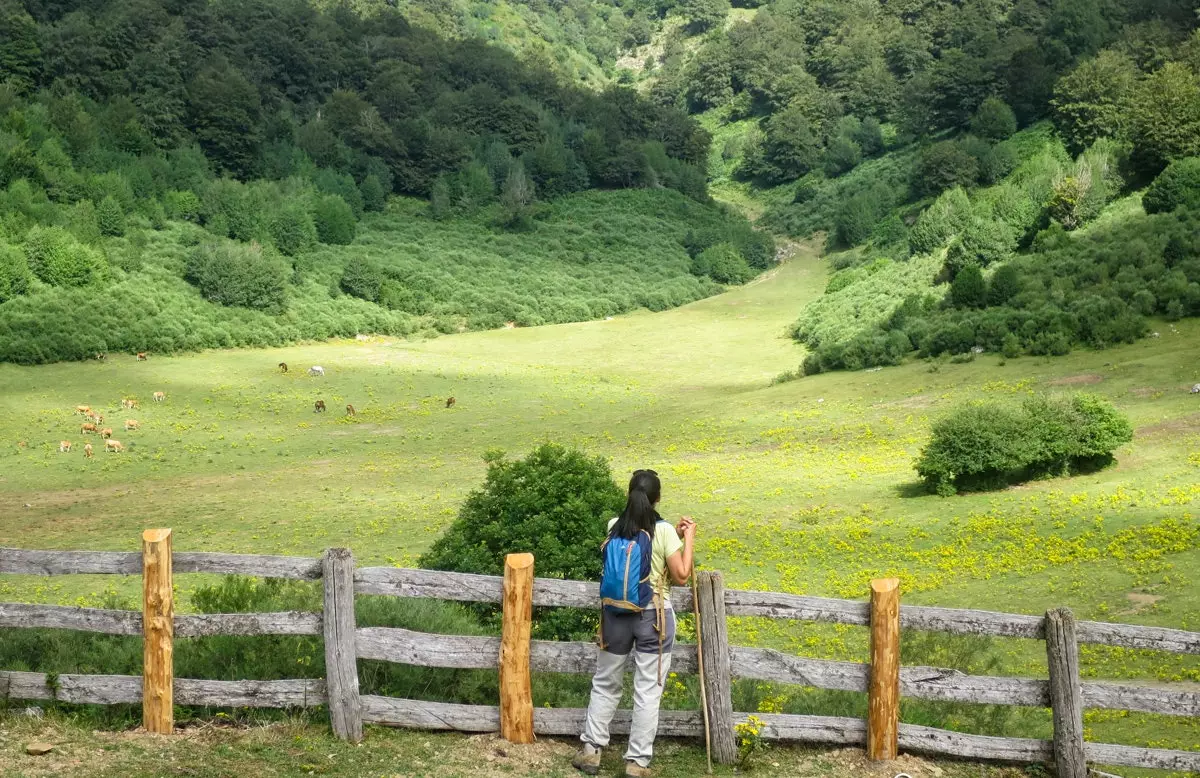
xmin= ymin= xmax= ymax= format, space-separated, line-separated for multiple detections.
xmin=142 ymin=529 xmax=172 ymax=543
xmin=871 ymin=578 xmax=900 ymax=593
xmin=504 ymin=553 xmax=534 ymax=569
xmin=325 ymin=548 xmax=353 ymax=561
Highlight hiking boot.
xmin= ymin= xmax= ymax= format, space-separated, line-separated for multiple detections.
xmin=624 ymin=761 xmax=653 ymax=777
xmin=571 ymin=743 xmax=601 ymax=775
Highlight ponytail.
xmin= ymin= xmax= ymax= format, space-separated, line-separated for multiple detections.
xmin=611 ymin=469 xmax=661 ymax=539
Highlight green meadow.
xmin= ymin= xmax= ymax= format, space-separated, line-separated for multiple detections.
xmin=2 ymin=244 xmax=1198 ymax=770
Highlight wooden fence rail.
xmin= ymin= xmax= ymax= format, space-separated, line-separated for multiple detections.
xmin=2 ymin=539 xmax=1199 ymax=777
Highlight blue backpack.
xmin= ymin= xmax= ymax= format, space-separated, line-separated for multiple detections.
xmin=599 ymin=527 xmax=655 ymax=614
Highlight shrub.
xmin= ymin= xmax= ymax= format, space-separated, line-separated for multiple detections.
xmin=692 ymin=242 xmax=755 ymax=284
xmin=823 ymin=136 xmax=863 ymax=178
xmin=419 ymin=444 xmax=626 ymax=639
xmin=97 ymin=195 xmax=126 ymax=237
xmin=312 ymin=194 xmax=357 ymax=245
xmin=185 ymin=241 xmax=290 ymax=311
xmin=23 ymin=226 xmax=106 ymax=287
xmin=908 ymin=187 xmax=971 ymax=255
xmin=340 ymin=256 xmax=384 ymax=302
xmin=987 ymin=263 xmax=1021 ymax=306
xmin=949 ymin=264 xmax=987 ymax=308
xmin=944 ymin=217 xmax=1018 ymax=273
xmin=0 ymin=242 xmax=33 ymax=302
xmin=915 ymin=394 xmax=1131 ymax=494
xmin=269 ymin=204 xmax=318 ymax=256
xmin=970 ymin=98 xmax=1018 ymax=142
xmin=833 ymin=189 xmax=886 ymax=248
xmin=915 ymin=141 xmax=980 ymax=197
xmin=360 ymin=174 xmax=388 ymax=212
xmin=1142 ymin=156 xmax=1200 ymax=214
xmin=163 ymin=190 xmax=201 ymax=222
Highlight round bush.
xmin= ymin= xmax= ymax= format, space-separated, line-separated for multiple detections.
xmin=312 ymin=194 xmax=357 ymax=245
xmin=1142 ymin=157 xmax=1200 ymax=214
xmin=0 ymin=243 xmax=33 ymax=302
xmin=97 ymin=195 xmax=126 ymax=237
xmin=185 ymin=241 xmax=290 ymax=311
xmin=692 ymin=242 xmax=754 ymax=284
xmin=970 ymin=98 xmax=1018 ymax=142
xmin=270 ymin=204 xmax=318 ymax=256
xmin=23 ymin=226 xmax=106 ymax=287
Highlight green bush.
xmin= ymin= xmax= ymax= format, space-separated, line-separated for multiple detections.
xmin=419 ymin=443 xmax=626 ymax=640
xmin=185 ymin=241 xmax=290 ymax=312
xmin=1142 ymin=156 xmax=1200 ymax=214
xmin=908 ymin=187 xmax=971 ymax=256
xmin=23 ymin=226 xmax=106 ymax=287
xmin=312 ymin=194 xmax=357 ymax=245
xmin=269 ymin=204 xmax=318 ymax=257
xmin=970 ymin=98 xmax=1018 ymax=142
xmin=0 ymin=242 xmax=33 ymax=302
xmin=360 ymin=174 xmax=388 ymax=212
xmin=915 ymin=394 xmax=1132 ymax=494
xmin=915 ymin=141 xmax=980 ymax=197
xmin=691 ymin=242 xmax=755 ymax=284
xmin=97 ymin=195 xmax=126 ymax=237
xmin=164 ymin=190 xmax=201 ymax=222
xmin=949 ymin=264 xmax=986 ymax=308
xmin=340 ymin=256 xmax=385 ymax=302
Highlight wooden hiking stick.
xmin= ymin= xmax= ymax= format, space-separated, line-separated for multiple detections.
xmin=692 ymin=571 xmax=713 ymax=775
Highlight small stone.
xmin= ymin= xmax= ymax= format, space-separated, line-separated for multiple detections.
xmin=25 ymin=742 xmax=54 ymax=756
xmin=22 ymin=706 xmax=44 ymax=719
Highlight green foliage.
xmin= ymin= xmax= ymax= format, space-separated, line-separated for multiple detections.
xmin=185 ymin=241 xmax=289 ymax=312
xmin=269 ymin=204 xmax=318 ymax=257
xmin=692 ymin=242 xmax=754 ymax=284
xmin=311 ymin=195 xmax=357 ymax=245
xmin=97 ymin=195 xmax=125 ymax=237
xmin=340 ymin=256 xmax=385 ymax=303
xmin=970 ymin=98 xmax=1018 ymax=142
xmin=1142 ymin=156 xmax=1200 ymax=214
xmin=908 ymin=187 xmax=970 ymax=256
xmin=0 ymin=0 xmax=40 ymax=93
xmin=915 ymin=393 xmax=1133 ymax=494
xmin=1127 ymin=62 xmax=1200 ymax=173
xmin=0 ymin=242 xmax=32 ymax=302
xmin=949 ymin=264 xmax=986 ymax=308
xmin=360 ymin=174 xmax=387 ymax=213
xmin=678 ymin=0 xmax=730 ymax=34
xmin=23 ymin=226 xmax=106 ymax=287
xmin=915 ymin=141 xmax=980 ymax=197
xmin=419 ymin=443 xmax=625 ymax=639
xmin=1051 ymin=51 xmax=1139 ymax=153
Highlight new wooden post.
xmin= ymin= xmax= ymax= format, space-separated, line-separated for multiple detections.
xmin=142 ymin=528 xmax=174 ymax=734
xmin=867 ymin=577 xmax=900 ymax=761
xmin=696 ymin=570 xmax=737 ymax=764
xmin=323 ymin=548 xmax=363 ymax=742
xmin=1046 ymin=607 xmax=1088 ymax=778
xmin=500 ymin=552 xmax=535 ymax=744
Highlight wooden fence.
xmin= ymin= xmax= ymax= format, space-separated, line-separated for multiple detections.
xmin=2 ymin=531 xmax=1200 ymax=778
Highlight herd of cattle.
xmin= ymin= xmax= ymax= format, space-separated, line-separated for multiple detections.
xmin=36 ymin=357 xmax=458 ymax=459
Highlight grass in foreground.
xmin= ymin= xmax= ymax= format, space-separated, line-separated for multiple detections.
xmin=0 ymin=714 xmax=1026 ymax=778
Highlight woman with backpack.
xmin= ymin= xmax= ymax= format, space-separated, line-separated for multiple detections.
xmin=572 ymin=469 xmax=697 ymax=778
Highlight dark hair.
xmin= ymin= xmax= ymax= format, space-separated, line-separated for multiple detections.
xmin=610 ymin=469 xmax=661 ymax=539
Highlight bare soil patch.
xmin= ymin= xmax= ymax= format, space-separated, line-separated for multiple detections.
xmin=1048 ymin=373 xmax=1103 ymax=386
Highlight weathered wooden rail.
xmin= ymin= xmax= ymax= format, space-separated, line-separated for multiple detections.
xmin=2 ymin=535 xmax=1199 ymax=776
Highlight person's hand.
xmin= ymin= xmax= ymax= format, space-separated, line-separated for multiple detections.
xmin=680 ymin=517 xmax=697 ymax=541
xmin=675 ymin=516 xmax=693 ymax=538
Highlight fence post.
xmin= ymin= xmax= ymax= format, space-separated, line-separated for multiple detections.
xmin=696 ymin=570 xmax=737 ymax=764
xmin=867 ymin=577 xmax=900 ymax=761
xmin=142 ymin=528 xmax=173 ymax=734
xmin=1046 ymin=607 xmax=1088 ymax=778
xmin=500 ymin=553 xmax=535 ymax=744
xmin=323 ymin=548 xmax=363 ymax=742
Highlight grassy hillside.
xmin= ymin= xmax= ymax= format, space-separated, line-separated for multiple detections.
xmin=2 ymin=246 xmax=1198 ymax=772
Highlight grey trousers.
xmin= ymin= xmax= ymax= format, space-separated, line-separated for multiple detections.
xmin=580 ymin=606 xmax=676 ymax=768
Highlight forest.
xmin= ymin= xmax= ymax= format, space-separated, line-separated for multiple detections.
xmin=0 ymin=0 xmax=773 ymax=363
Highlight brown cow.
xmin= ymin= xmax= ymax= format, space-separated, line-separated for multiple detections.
xmin=153 ymin=391 xmax=165 ymax=403
xmin=17 ymin=440 xmax=27 ymax=449
xmin=100 ymin=428 xmax=113 ymax=439
xmin=446 ymin=396 xmax=456 ymax=408
xmin=87 ymin=412 xmax=103 ymax=424
xmin=279 ymin=362 xmax=288 ymax=373
xmin=314 ymin=400 xmax=326 ymax=413
xmin=76 ymin=405 xmax=92 ymax=415
xmin=59 ymin=441 xmax=72 ymax=453
xmin=81 ymin=423 xmax=97 ymax=435
xmin=136 ymin=352 xmax=148 ymax=361
xmin=346 ymin=404 xmax=356 ymax=416
xmin=121 ymin=398 xmax=139 ymax=409
xmin=84 ymin=443 xmax=93 ymax=458
xmin=104 ymin=440 xmax=124 ymax=453
xmin=124 ymin=419 xmax=139 ymax=431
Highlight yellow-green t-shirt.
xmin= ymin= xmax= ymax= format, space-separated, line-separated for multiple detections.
xmin=607 ymin=518 xmax=683 ymax=600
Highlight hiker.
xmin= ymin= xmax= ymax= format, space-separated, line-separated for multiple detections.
xmin=573 ymin=469 xmax=697 ymax=778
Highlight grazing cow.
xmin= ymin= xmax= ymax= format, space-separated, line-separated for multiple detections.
xmin=314 ymin=400 xmax=326 ymax=413
xmin=136 ymin=352 xmax=148 ymax=361
xmin=446 ymin=396 xmax=456 ymax=408
xmin=121 ymin=398 xmax=139 ymax=409
xmin=84 ymin=443 xmax=93 ymax=458
xmin=87 ymin=412 xmax=103 ymax=424
xmin=346 ymin=404 xmax=356 ymax=416
xmin=1192 ymin=383 xmax=1200 ymax=394
xmin=153 ymin=391 xmax=165 ymax=403
xmin=59 ymin=441 xmax=72 ymax=453
xmin=308 ymin=366 xmax=325 ymax=377
xmin=95 ymin=352 xmax=105 ymax=361
xmin=104 ymin=440 xmax=124 ymax=453
xmin=100 ymin=428 xmax=113 ymax=439
xmin=279 ymin=362 xmax=288 ymax=373
xmin=76 ymin=405 xmax=92 ymax=415
xmin=124 ymin=419 xmax=139 ymax=431
xmin=81 ymin=423 xmax=97 ymax=435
